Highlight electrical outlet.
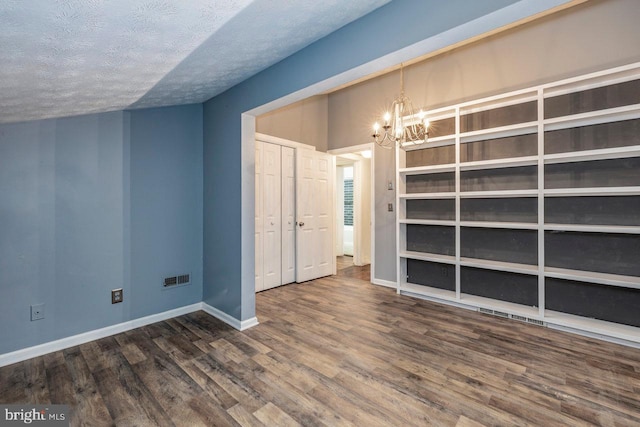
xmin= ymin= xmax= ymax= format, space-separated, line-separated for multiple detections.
xmin=111 ymin=288 xmax=123 ymax=304
xmin=31 ymin=303 xmax=45 ymax=321
xmin=388 ymin=181 xmax=393 ymax=190
xmin=388 ymin=203 xmax=394 ymax=212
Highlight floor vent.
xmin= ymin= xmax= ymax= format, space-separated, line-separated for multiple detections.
xmin=478 ymin=308 xmax=546 ymax=327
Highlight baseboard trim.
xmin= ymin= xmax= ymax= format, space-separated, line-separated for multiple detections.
xmin=371 ymin=278 xmax=397 ymax=289
xmin=0 ymin=303 xmax=202 ymax=368
xmin=201 ymin=303 xmax=259 ymax=331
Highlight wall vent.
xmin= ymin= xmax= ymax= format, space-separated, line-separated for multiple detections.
xmin=164 ymin=276 xmax=178 ymax=287
xmin=163 ymin=273 xmax=191 ymax=289
xmin=478 ymin=308 xmax=546 ymax=327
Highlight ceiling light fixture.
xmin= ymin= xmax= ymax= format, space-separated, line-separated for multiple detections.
xmin=372 ymin=63 xmax=429 ymax=149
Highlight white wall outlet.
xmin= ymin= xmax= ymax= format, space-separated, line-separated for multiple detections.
xmin=31 ymin=303 xmax=45 ymax=321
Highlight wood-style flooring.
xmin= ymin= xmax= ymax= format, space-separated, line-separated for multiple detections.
xmin=1 ymin=259 xmax=640 ymax=426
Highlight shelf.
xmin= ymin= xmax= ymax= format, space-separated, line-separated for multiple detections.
xmin=400 ymin=192 xmax=456 ymax=199
xmin=544 ymin=267 xmax=640 ymax=290
xmin=460 ymin=221 xmax=537 ymax=230
xmin=400 ymin=219 xmax=456 ymax=226
xmin=544 ymin=224 xmax=640 ymax=234
xmin=544 ymin=187 xmax=640 ymax=197
xmin=459 ymin=156 xmax=538 ymax=171
xmin=460 ymin=257 xmax=538 ymax=275
xmin=400 ymin=251 xmax=456 ymax=265
xmin=543 ymin=103 xmax=640 ymax=130
xmin=399 ymin=163 xmax=456 ymax=175
xmin=544 ymin=310 xmax=640 ymax=345
xmin=400 ymin=283 xmax=457 ymax=302
xmin=460 ymin=189 xmax=538 ymax=199
xmin=459 ymin=122 xmax=538 ymax=144
xmin=460 ymin=294 xmax=540 ymax=319
xmin=544 ymin=146 xmax=640 ymax=165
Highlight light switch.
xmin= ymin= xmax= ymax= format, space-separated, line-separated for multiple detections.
xmin=388 ymin=181 xmax=393 ymax=190
xmin=388 ymin=203 xmax=393 ymax=212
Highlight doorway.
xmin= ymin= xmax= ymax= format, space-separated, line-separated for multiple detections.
xmin=330 ymin=144 xmax=374 ymax=278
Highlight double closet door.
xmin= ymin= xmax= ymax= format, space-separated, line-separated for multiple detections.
xmin=255 ymin=138 xmax=336 ymax=293
xmin=255 ymin=141 xmax=295 ymax=292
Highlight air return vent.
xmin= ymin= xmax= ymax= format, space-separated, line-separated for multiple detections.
xmin=163 ymin=273 xmax=191 ymax=289
xmin=478 ymin=308 xmax=546 ymax=327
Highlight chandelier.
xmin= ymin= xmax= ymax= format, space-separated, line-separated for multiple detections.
xmin=372 ymin=63 xmax=429 ymax=149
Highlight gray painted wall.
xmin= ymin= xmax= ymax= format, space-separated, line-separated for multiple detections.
xmin=328 ymin=0 xmax=640 ymax=283
xmin=0 ymin=104 xmax=203 ymax=354
xmin=256 ymin=95 xmax=329 ymax=151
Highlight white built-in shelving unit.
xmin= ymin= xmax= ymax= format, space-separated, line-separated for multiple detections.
xmin=396 ymin=62 xmax=640 ymax=345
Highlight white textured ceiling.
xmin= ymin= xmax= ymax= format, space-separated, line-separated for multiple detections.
xmin=0 ymin=0 xmax=389 ymax=124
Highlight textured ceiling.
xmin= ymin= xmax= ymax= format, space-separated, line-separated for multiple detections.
xmin=0 ymin=0 xmax=389 ymax=124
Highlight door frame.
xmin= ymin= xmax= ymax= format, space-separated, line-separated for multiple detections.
xmin=328 ymin=143 xmax=375 ymax=280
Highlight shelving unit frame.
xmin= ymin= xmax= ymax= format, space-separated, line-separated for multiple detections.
xmin=396 ymin=62 xmax=640 ymax=345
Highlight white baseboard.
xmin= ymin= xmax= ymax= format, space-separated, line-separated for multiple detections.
xmin=371 ymin=278 xmax=397 ymax=289
xmin=201 ymin=303 xmax=259 ymax=331
xmin=0 ymin=303 xmax=202 ymax=368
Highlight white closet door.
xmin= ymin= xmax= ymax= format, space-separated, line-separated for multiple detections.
xmin=281 ymin=146 xmax=296 ymax=285
xmin=263 ymin=142 xmax=282 ymax=290
xmin=296 ymin=149 xmax=335 ymax=282
xmin=255 ymin=141 xmax=264 ymax=292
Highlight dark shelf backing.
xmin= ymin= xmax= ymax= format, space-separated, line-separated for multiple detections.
xmin=461 ymin=133 xmax=537 ymax=163
xmin=406 ymin=145 xmax=455 ymax=168
xmin=461 ymin=197 xmax=538 ymax=223
xmin=406 ymin=172 xmax=455 ymax=193
xmin=461 ymin=267 xmax=538 ymax=306
xmin=545 ymin=231 xmax=640 ymax=277
xmin=406 ymin=199 xmax=455 ymax=220
xmin=545 ymin=118 xmax=640 ymax=154
xmin=546 ymin=278 xmax=640 ymax=328
xmin=406 ymin=224 xmax=455 ymax=256
xmin=461 ymin=227 xmax=538 ymax=265
xmin=461 ymin=166 xmax=538 ymax=192
xmin=545 ymin=157 xmax=640 ymax=189
xmin=427 ymin=117 xmax=456 ymax=139
xmin=461 ymin=100 xmax=537 ymax=132
xmin=545 ymin=196 xmax=640 ymax=226
xmin=407 ymin=259 xmax=456 ymax=291
xmin=545 ymin=79 xmax=640 ymax=119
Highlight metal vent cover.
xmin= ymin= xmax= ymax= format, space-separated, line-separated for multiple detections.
xmin=177 ymin=274 xmax=190 ymax=285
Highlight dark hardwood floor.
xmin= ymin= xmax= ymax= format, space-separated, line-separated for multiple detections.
xmin=2 ymin=261 xmax=640 ymax=426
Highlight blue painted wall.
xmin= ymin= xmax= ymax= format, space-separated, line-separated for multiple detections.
xmin=0 ymin=112 xmax=128 ymax=353
xmin=129 ymin=105 xmax=203 ymax=318
xmin=202 ymin=0 xmax=524 ymax=320
xmin=0 ymin=104 xmax=203 ymax=354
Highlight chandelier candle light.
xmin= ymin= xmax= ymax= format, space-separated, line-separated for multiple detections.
xmin=372 ymin=63 xmax=430 ymax=149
